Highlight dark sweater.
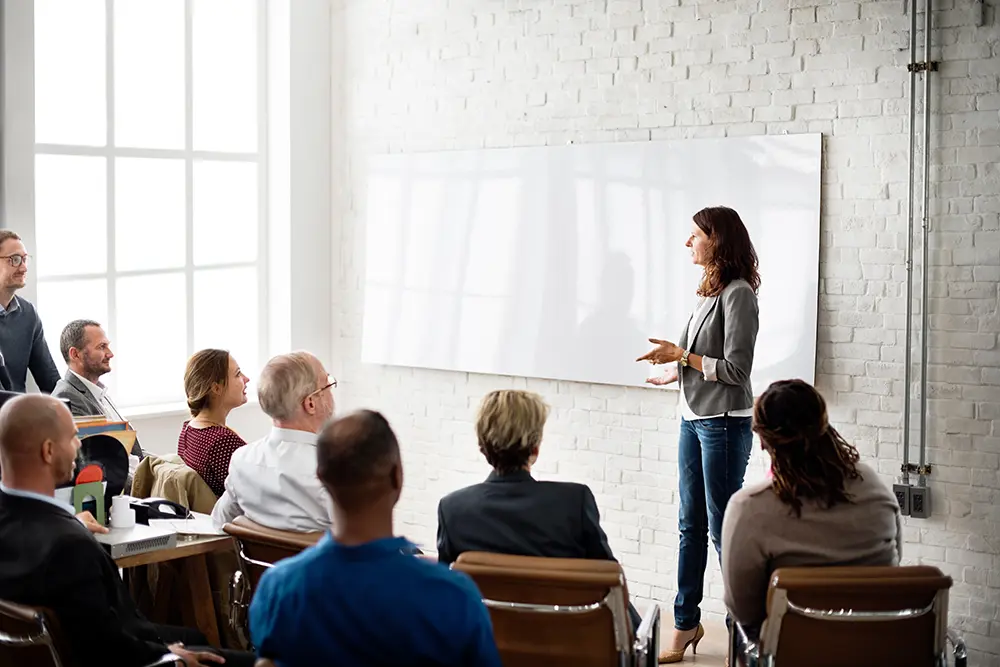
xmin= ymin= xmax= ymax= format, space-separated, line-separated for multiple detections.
xmin=0 ymin=295 xmax=60 ymax=393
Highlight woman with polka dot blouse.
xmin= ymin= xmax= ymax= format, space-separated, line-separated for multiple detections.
xmin=177 ymin=348 xmax=250 ymax=497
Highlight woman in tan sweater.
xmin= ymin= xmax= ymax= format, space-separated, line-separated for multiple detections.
xmin=720 ymin=379 xmax=902 ymax=635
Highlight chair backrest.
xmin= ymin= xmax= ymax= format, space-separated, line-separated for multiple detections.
xmin=223 ymin=516 xmax=323 ymax=590
xmin=452 ymin=551 xmax=633 ymax=667
xmin=254 ymin=660 xmax=276 ymax=667
xmin=760 ymin=565 xmax=952 ymax=667
xmin=0 ymin=599 xmax=66 ymax=667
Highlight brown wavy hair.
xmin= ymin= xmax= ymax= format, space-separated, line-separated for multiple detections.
xmin=183 ymin=349 xmax=231 ymax=417
xmin=694 ymin=206 xmax=760 ymax=297
xmin=753 ymin=379 xmax=861 ymax=517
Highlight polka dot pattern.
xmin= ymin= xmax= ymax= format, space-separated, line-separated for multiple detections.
xmin=177 ymin=421 xmax=247 ymax=497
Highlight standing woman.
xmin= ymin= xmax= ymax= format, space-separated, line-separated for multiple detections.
xmin=636 ymin=206 xmax=760 ymax=663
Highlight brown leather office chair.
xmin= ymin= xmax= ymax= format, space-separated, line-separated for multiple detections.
xmin=453 ymin=551 xmax=660 ymax=667
xmin=729 ymin=565 xmax=968 ymax=667
xmin=0 ymin=598 xmax=181 ymax=667
xmin=253 ymin=660 xmax=276 ymax=667
xmin=222 ymin=517 xmax=323 ymax=650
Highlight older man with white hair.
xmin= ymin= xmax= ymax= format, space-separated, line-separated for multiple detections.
xmin=211 ymin=351 xmax=337 ymax=532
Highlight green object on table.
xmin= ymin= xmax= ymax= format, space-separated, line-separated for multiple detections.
xmin=73 ymin=482 xmax=105 ymax=525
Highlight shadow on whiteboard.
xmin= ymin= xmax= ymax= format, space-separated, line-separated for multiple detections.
xmin=360 ymin=134 xmax=821 ymax=394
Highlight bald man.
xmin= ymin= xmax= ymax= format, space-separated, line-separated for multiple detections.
xmin=248 ymin=410 xmax=502 ymax=667
xmin=0 ymin=395 xmax=255 ymax=667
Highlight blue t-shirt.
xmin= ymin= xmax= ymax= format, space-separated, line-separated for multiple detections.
xmin=249 ymin=534 xmax=502 ymax=667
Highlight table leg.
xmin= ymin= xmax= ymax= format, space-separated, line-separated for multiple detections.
xmin=179 ymin=554 xmax=221 ymax=648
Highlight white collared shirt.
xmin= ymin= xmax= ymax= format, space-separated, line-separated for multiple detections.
xmin=70 ymin=370 xmax=122 ymax=422
xmin=211 ymin=426 xmax=333 ymax=533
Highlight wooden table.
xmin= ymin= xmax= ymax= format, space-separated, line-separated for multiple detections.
xmin=117 ymin=534 xmax=233 ymax=648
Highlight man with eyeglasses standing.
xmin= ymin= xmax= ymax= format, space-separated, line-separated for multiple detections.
xmin=0 ymin=230 xmax=59 ymax=393
xmin=211 ymin=350 xmax=337 ymax=532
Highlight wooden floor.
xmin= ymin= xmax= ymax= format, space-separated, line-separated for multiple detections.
xmin=656 ymin=618 xmax=728 ymax=667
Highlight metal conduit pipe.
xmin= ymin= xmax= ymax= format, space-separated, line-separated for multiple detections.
xmin=918 ymin=0 xmax=933 ymax=487
xmin=902 ymin=0 xmax=919 ymax=488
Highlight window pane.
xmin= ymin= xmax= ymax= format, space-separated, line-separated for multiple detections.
xmin=116 ymin=158 xmax=186 ymax=271
xmin=35 ymin=155 xmax=107 ymax=277
xmin=37 ymin=279 xmax=109 ymax=374
xmin=192 ymin=0 xmax=257 ymax=152
xmin=193 ymin=161 xmax=258 ymax=265
xmin=194 ymin=267 xmax=258 ymax=383
xmin=114 ymin=0 xmax=184 ymax=149
xmin=34 ymin=0 xmax=106 ymax=146
xmin=115 ymin=273 xmax=187 ymax=407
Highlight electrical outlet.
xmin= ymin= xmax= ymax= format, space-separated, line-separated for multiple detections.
xmin=893 ymin=483 xmax=911 ymax=516
xmin=910 ymin=485 xmax=931 ymax=519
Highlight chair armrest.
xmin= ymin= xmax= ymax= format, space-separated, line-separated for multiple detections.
xmin=147 ymin=653 xmax=184 ymax=666
xmin=728 ymin=619 xmax=759 ymax=667
xmin=947 ymin=629 xmax=967 ymax=667
xmin=632 ymin=602 xmax=661 ymax=667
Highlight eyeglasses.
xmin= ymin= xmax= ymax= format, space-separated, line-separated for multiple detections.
xmin=0 ymin=254 xmax=30 ymax=267
xmin=305 ymin=376 xmax=337 ymax=400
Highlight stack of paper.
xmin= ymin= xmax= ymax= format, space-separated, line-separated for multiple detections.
xmin=148 ymin=511 xmax=223 ymax=537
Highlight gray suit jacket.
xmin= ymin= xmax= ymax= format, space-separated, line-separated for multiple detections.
xmin=52 ymin=371 xmax=143 ymax=458
xmin=678 ymin=278 xmax=759 ymax=417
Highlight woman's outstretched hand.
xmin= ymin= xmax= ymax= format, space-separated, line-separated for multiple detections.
xmin=646 ymin=365 xmax=679 ymax=386
xmin=636 ymin=338 xmax=684 ymax=365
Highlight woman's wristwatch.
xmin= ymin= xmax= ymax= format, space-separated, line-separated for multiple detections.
xmin=679 ymin=349 xmax=690 ymax=367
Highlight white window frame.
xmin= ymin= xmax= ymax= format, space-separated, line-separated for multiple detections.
xmin=28 ymin=0 xmax=270 ymax=410
xmin=3 ymin=0 xmax=333 ymax=418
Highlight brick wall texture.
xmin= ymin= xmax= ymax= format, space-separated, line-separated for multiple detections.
xmin=330 ymin=0 xmax=1000 ymax=661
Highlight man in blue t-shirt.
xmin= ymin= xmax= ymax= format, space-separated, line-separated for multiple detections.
xmin=249 ymin=409 xmax=502 ymax=667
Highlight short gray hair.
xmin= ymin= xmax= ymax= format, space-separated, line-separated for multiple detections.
xmin=0 ymin=230 xmax=21 ymax=248
xmin=257 ymin=351 xmax=320 ymax=421
xmin=60 ymin=319 xmax=102 ymax=363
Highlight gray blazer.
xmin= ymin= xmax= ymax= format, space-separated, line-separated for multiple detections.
xmin=52 ymin=371 xmax=143 ymax=458
xmin=678 ymin=278 xmax=759 ymax=417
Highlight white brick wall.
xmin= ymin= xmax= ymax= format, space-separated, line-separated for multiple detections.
xmin=330 ymin=0 xmax=1000 ymax=661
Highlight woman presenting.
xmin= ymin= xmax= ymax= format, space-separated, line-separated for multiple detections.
xmin=636 ymin=206 xmax=760 ymax=664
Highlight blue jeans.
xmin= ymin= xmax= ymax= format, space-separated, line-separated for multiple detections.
xmin=674 ymin=415 xmax=753 ymax=631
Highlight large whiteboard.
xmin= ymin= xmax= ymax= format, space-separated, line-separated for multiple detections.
xmin=361 ymin=134 xmax=821 ymax=394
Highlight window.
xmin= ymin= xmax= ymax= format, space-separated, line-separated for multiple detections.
xmin=33 ymin=0 xmax=267 ymax=409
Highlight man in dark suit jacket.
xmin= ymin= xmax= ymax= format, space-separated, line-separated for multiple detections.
xmin=437 ymin=389 xmax=641 ymax=628
xmin=0 ymin=394 xmax=252 ymax=667
xmin=51 ymin=319 xmax=143 ymax=460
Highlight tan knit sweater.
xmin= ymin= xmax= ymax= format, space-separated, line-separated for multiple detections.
xmin=721 ymin=462 xmax=902 ymax=629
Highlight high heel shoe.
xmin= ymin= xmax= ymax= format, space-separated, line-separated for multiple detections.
xmin=657 ymin=623 xmax=705 ymax=664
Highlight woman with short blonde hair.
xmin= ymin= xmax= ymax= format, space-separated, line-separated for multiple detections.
xmin=437 ymin=389 xmax=642 ymax=629
xmin=475 ymin=389 xmax=549 ymax=473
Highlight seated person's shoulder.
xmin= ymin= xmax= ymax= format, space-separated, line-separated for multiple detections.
xmin=730 ymin=476 xmax=775 ymax=508
xmin=438 ymin=482 xmax=484 ymax=509
xmin=535 ymin=478 xmax=596 ymax=501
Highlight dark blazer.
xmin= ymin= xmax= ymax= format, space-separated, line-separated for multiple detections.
xmin=0 ymin=491 xmax=169 ymax=667
xmin=52 ymin=371 xmax=143 ymax=459
xmin=0 ymin=353 xmax=12 ymax=391
xmin=436 ymin=470 xmax=617 ymax=565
